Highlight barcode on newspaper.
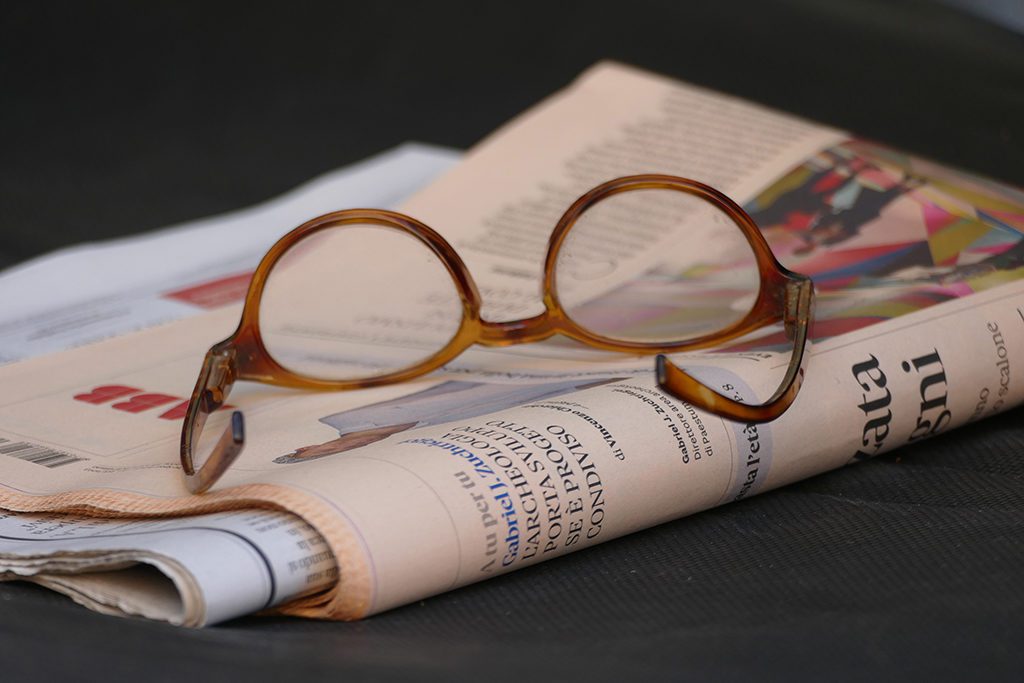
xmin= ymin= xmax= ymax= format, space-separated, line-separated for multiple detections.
xmin=0 ymin=437 xmax=87 ymax=468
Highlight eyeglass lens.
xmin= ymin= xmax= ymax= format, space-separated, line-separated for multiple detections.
xmin=259 ymin=224 xmax=465 ymax=380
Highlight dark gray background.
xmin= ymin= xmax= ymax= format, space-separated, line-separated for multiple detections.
xmin=1 ymin=1 xmax=1023 ymax=680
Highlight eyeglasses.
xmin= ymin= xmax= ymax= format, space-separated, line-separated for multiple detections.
xmin=180 ymin=174 xmax=814 ymax=493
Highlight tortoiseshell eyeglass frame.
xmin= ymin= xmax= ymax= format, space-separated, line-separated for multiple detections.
xmin=181 ymin=175 xmax=814 ymax=494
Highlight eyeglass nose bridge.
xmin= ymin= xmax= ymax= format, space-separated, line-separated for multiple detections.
xmin=477 ymin=314 xmax=557 ymax=347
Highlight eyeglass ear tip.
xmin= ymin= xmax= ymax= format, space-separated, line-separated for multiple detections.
xmin=655 ymin=353 xmax=669 ymax=385
xmin=230 ymin=410 xmax=245 ymax=444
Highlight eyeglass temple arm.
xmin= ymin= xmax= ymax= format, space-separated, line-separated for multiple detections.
xmin=182 ymin=345 xmax=247 ymax=494
xmin=655 ymin=277 xmax=813 ymax=423
xmin=184 ymin=411 xmax=245 ymax=494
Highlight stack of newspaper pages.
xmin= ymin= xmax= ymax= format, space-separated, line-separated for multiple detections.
xmin=1 ymin=62 xmax=1021 ymax=626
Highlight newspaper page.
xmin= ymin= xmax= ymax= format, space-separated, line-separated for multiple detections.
xmin=1 ymin=62 xmax=1021 ymax=622
xmin=0 ymin=509 xmax=337 ymax=626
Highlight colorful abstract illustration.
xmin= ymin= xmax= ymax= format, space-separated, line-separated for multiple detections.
xmin=748 ymin=139 xmax=1024 ymax=339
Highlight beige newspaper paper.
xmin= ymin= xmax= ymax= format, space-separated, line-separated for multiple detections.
xmin=2 ymin=62 xmax=1022 ymax=622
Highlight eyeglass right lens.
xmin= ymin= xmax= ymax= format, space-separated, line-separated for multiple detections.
xmin=554 ymin=187 xmax=761 ymax=344
xmin=259 ymin=223 xmax=465 ymax=381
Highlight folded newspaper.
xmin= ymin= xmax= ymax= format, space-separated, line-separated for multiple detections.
xmin=0 ymin=144 xmax=459 ymax=626
xmin=1 ymin=62 xmax=1022 ymax=626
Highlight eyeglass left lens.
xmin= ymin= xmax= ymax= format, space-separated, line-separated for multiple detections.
xmin=259 ymin=223 xmax=465 ymax=380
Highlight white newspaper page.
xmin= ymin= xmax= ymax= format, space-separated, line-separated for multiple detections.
xmin=0 ymin=62 xmax=1021 ymax=622
xmin=0 ymin=509 xmax=336 ymax=626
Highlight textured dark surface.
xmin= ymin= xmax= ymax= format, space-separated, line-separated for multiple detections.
xmin=1 ymin=0 xmax=1023 ymax=680
xmin=3 ymin=0 xmax=1024 ymax=270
